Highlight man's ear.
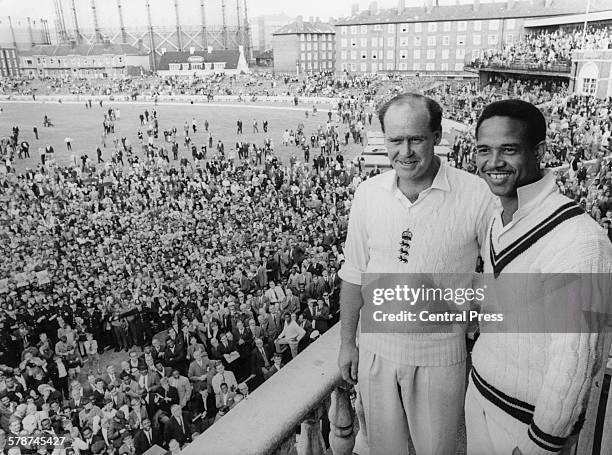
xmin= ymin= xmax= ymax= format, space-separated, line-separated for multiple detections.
xmin=434 ymin=130 xmax=442 ymax=146
xmin=534 ymin=141 xmax=546 ymax=162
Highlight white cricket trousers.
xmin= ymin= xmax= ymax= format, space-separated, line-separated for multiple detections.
xmin=356 ymin=347 xmax=466 ymax=455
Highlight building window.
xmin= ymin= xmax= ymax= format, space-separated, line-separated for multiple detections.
xmin=341 ymin=38 xmax=347 ymax=48
xmin=301 ymin=53 xmax=306 ymax=61
xmin=301 ymin=43 xmax=305 ymax=51
xmin=341 ymin=27 xmax=347 ymax=35
xmin=400 ymin=50 xmax=407 ymax=59
xmin=373 ymin=24 xmax=382 ymax=31
xmin=472 ymin=49 xmax=480 ymax=59
xmin=426 ymin=62 xmax=434 ymax=71
xmin=361 ymin=51 xmax=367 ymax=59
xmin=507 ymin=19 xmax=516 ymax=29
xmin=361 ymin=38 xmax=368 ymax=47
xmin=458 ymin=21 xmax=467 ymax=31
xmin=341 ymin=51 xmax=347 ymax=60
xmin=443 ymin=21 xmax=451 ymax=32
xmin=351 ymin=26 xmax=357 ymax=34
xmin=313 ymin=42 xmax=318 ymax=51
xmin=441 ymin=62 xmax=449 ymax=71
xmin=360 ymin=63 xmax=367 ymax=72
xmin=387 ymin=50 xmax=394 ymax=60
xmin=414 ymin=36 xmax=422 ymax=46
xmin=361 ymin=25 xmax=368 ymax=34
xmin=400 ymin=37 xmax=409 ymax=46
xmin=455 ymin=62 xmax=464 ymax=71
xmin=328 ymin=51 xmax=332 ymax=59
xmin=442 ymin=36 xmax=450 ymax=46
xmin=371 ymin=51 xmax=377 ymax=59
xmin=413 ymin=62 xmax=421 ymax=71
xmin=415 ymin=23 xmax=422 ymax=33
xmin=306 ymin=43 xmax=311 ymax=51
xmin=489 ymin=20 xmax=499 ymax=30
xmin=399 ymin=62 xmax=407 ymax=70
xmin=299 ymin=34 xmax=305 ymax=41
xmin=441 ymin=49 xmax=449 ymax=59
xmin=386 ymin=62 xmax=394 ymax=70
xmin=506 ymin=34 xmax=514 ymax=44
xmin=473 ymin=20 xmax=482 ymax=31
xmin=427 ymin=36 xmax=436 ymax=46
xmin=388 ymin=24 xmax=395 ymax=33
xmin=413 ymin=49 xmax=421 ymax=59
xmin=350 ymin=51 xmax=357 ymax=60
xmin=351 ymin=38 xmax=357 ymax=47
xmin=473 ymin=35 xmax=481 ymax=46
xmin=371 ymin=37 xmax=378 ymax=47
xmin=488 ymin=35 xmax=498 ymax=45
xmin=387 ymin=37 xmax=394 ymax=47
xmin=427 ymin=49 xmax=435 ymax=59
xmin=400 ymin=23 xmax=408 ymax=33
xmin=457 ymin=36 xmax=466 ymax=46
xmin=350 ymin=63 xmax=356 ymax=71
xmin=582 ymin=78 xmax=597 ymax=95
xmin=456 ymin=48 xmax=465 ymax=59
xmin=427 ymin=22 xmax=437 ymax=32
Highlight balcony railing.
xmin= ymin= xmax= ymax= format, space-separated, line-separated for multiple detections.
xmin=180 ymin=323 xmax=358 ymax=455
xmin=465 ymin=60 xmax=572 ymax=74
xmin=181 ymin=327 xmax=612 ymax=455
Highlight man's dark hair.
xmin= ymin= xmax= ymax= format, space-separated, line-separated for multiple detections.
xmin=475 ymin=99 xmax=546 ymax=149
xmin=377 ymin=93 xmax=443 ymax=134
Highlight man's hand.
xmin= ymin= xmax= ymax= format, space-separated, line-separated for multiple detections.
xmin=338 ymin=342 xmax=359 ymax=385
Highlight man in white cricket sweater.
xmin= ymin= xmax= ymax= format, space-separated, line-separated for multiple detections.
xmin=337 ymin=93 xmax=495 ymax=455
xmin=467 ymin=99 xmax=612 ymax=455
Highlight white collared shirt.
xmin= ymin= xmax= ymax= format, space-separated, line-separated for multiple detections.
xmin=339 ymin=163 xmax=495 ymax=365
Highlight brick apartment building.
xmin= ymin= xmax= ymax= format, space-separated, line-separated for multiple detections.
xmin=272 ymin=18 xmax=335 ymax=73
xmin=334 ymin=0 xmax=612 ymax=75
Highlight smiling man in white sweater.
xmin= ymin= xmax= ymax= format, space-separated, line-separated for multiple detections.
xmin=337 ymin=93 xmax=495 ymax=455
xmin=468 ymin=99 xmax=612 ymax=455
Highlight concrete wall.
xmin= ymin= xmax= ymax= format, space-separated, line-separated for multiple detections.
xmin=272 ymin=34 xmax=299 ymax=73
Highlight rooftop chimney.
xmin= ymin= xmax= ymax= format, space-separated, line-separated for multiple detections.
xmin=207 ymin=46 xmax=213 ymax=54
xmin=351 ymin=3 xmax=359 ymax=15
xmin=398 ymin=0 xmax=406 ymax=14
xmin=369 ymin=2 xmax=378 ymax=15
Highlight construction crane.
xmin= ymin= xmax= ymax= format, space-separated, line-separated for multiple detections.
xmin=53 ymin=0 xmax=69 ymax=43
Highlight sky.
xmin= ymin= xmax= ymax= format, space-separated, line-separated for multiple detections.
xmin=0 ymin=0 xmax=480 ymax=29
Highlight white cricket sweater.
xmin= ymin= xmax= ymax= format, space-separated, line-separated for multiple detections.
xmin=472 ymin=172 xmax=612 ymax=455
xmin=339 ymin=162 xmax=495 ymax=366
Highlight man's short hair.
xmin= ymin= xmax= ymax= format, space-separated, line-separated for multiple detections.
xmin=377 ymin=93 xmax=442 ymax=134
xmin=475 ymin=99 xmax=546 ymax=149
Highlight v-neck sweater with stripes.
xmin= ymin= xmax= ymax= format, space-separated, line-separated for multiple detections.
xmin=472 ymin=173 xmax=612 ymax=455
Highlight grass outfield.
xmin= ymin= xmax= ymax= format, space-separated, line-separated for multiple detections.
xmin=0 ymin=101 xmax=376 ymax=173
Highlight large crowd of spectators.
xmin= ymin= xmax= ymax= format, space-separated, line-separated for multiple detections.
xmin=470 ymin=26 xmax=612 ymax=70
xmin=3 ymin=26 xmax=612 ymax=451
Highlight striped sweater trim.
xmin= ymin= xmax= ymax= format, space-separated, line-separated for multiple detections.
xmin=489 ymin=201 xmax=584 ymax=277
xmin=471 ymin=368 xmax=584 ymax=451
xmin=528 ymin=422 xmax=567 ymax=452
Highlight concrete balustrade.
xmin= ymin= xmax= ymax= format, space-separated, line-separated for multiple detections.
xmin=180 ymin=323 xmax=356 ymax=455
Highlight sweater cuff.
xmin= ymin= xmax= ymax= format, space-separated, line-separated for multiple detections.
xmin=517 ymin=421 xmax=567 ymax=455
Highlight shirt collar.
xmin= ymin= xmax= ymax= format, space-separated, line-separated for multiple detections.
xmin=514 ymin=171 xmax=557 ymax=218
xmin=377 ymin=158 xmax=451 ymax=195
